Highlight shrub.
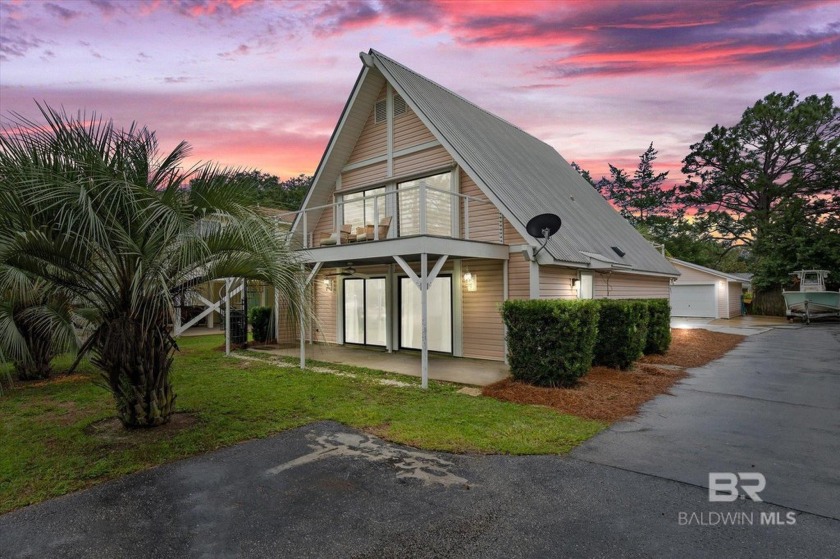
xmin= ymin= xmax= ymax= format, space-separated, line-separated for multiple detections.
xmin=501 ymin=299 xmax=600 ymax=387
xmin=248 ymin=306 xmax=273 ymax=343
xmin=643 ymin=298 xmax=671 ymax=355
xmin=593 ymin=300 xmax=649 ymax=370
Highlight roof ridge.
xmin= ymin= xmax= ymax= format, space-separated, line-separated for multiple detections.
xmin=369 ymin=49 xmax=540 ymax=142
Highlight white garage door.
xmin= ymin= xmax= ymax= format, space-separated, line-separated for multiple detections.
xmin=671 ymin=284 xmax=716 ymax=317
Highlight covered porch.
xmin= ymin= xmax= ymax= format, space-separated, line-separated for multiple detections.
xmin=260 ymin=343 xmax=509 ymax=387
xmin=294 ymin=242 xmax=510 ymax=389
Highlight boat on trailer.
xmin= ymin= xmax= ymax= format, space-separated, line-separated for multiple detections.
xmin=783 ymin=270 xmax=840 ymax=323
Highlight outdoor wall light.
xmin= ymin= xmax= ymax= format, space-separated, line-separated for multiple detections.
xmin=463 ymin=271 xmax=478 ymax=292
xmin=323 ymin=278 xmax=335 ymax=292
xmin=571 ymin=277 xmax=579 ymax=288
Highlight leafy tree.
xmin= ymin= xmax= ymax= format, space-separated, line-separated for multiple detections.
xmin=601 ymin=143 xmax=680 ymax=233
xmin=231 ymin=171 xmax=312 ymax=211
xmin=0 ymin=104 xmax=305 ymax=427
xmin=679 ymin=91 xmax=840 ymax=312
xmin=750 ymin=198 xmax=840 ymax=314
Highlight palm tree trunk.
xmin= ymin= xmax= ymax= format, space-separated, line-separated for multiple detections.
xmin=14 ymin=322 xmax=53 ymax=381
xmin=94 ymin=316 xmax=177 ymax=428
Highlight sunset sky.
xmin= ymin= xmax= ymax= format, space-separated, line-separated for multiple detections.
xmin=2 ymin=0 xmax=838 ymax=184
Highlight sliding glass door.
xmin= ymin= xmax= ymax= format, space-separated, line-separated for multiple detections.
xmin=399 ymin=276 xmax=452 ymax=353
xmin=343 ymin=278 xmax=386 ymax=346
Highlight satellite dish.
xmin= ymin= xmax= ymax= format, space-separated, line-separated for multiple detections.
xmin=526 ymin=213 xmax=562 ymax=258
xmin=526 ymin=213 xmax=562 ymax=239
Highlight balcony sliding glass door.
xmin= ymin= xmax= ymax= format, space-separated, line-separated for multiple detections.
xmin=398 ymin=172 xmax=452 ymax=237
xmin=399 ymin=276 xmax=452 ymax=353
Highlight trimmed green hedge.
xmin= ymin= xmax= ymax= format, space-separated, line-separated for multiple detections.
xmin=502 ymin=299 xmax=600 ymax=387
xmin=593 ymin=300 xmax=649 ymax=370
xmin=248 ymin=306 xmax=273 ymax=343
xmin=643 ymin=298 xmax=671 ymax=355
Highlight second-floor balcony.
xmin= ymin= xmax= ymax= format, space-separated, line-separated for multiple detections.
xmin=285 ymin=182 xmax=511 ymax=263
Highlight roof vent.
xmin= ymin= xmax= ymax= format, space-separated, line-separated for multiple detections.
xmin=394 ymin=94 xmax=407 ymax=117
xmin=611 ymin=246 xmax=626 ymax=258
xmin=374 ymin=100 xmax=386 ymax=124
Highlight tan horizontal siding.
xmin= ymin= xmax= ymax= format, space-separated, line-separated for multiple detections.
xmin=461 ymin=259 xmax=505 ymax=361
xmin=275 ymin=297 xmax=298 ymax=344
xmin=459 ymin=172 xmax=503 ymax=243
xmin=508 ymin=255 xmax=530 ymax=300
xmin=347 ymin=85 xmax=387 ymax=164
xmin=593 ymin=273 xmax=670 ymax=299
xmin=504 ymin=220 xmax=526 ymax=245
xmin=539 ymin=266 xmax=577 ymax=299
xmin=341 ymin=161 xmax=388 ymax=190
xmin=310 ymin=204 xmax=335 ymax=246
xmin=313 ymin=274 xmax=336 ymax=343
xmin=393 ymin=144 xmax=452 ymax=177
xmin=394 ymin=107 xmax=436 ymax=151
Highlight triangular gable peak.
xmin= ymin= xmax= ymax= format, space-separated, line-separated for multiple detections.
xmin=300 ymin=49 xmax=677 ymax=277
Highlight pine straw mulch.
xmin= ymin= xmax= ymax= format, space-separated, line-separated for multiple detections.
xmin=482 ymin=329 xmax=746 ymax=423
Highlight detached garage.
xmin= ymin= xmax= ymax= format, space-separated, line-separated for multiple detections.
xmin=669 ymin=258 xmax=745 ymax=319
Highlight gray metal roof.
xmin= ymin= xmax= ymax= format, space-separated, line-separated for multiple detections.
xmin=669 ymin=258 xmax=746 ymax=283
xmin=369 ymin=50 xmax=678 ymax=276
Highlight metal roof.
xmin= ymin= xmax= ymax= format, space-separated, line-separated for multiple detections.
xmin=299 ymin=49 xmax=678 ymax=277
xmin=369 ymin=50 xmax=677 ymax=276
xmin=669 ymin=258 xmax=746 ymax=282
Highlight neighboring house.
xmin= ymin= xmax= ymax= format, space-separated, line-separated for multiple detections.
xmin=669 ymin=258 xmax=744 ymax=319
xmin=289 ymin=49 xmax=678 ymax=383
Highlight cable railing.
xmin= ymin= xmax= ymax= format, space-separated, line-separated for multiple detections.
xmin=279 ymin=184 xmax=504 ymax=249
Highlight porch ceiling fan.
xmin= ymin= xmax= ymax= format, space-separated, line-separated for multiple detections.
xmin=326 ymin=262 xmax=368 ymax=278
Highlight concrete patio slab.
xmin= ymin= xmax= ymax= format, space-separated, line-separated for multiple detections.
xmin=256 ymin=344 xmax=509 ymax=387
xmin=670 ymin=315 xmax=801 ymax=336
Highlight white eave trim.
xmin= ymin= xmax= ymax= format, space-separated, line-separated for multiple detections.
xmin=668 ymin=258 xmax=744 ymax=282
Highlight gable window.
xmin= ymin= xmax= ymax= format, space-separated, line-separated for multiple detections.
xmin=398 ymin=172 xmax=452 ymax=237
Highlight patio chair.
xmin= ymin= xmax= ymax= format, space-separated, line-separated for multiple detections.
xmin=319 ymin=224 xmax=355 ymax=246
xmin=355 ymin=216 xmax=392 ymax=241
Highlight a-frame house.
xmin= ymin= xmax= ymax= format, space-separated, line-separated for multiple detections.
xmin=290 ymin=49 xmax=678 ymax=386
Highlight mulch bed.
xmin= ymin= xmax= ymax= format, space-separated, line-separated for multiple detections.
xmin=482 ymin=329 xmax=745 ymax=423
xmin=639 ymin=329 xmax=745 ymax=369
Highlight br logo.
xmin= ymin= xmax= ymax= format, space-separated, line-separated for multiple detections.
xmin=709 ymin=472 xmax=766 ymax=502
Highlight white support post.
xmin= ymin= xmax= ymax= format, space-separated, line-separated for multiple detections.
xmin=419 ymin=184 xmax=427 ymax=235
xmin=464 ymin=198 xmax=470 ymax=240
xmin=299 ymin=272 xmax=306 ymax=369
xmin=302 ymin=211 xmax=308 ymax=249
xmin=299 ymin=263 xmax=323 ymax=369
xmin=224 ymin=278 xmax=231 ymax=356
xmin=420 ymin=252 xmax=429 ymax=389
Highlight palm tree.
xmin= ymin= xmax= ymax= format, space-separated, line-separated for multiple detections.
xmin=0 ymin=274 xmax=80 ymax=381
xmin=0 ymin=104 xmax=305 ymax=426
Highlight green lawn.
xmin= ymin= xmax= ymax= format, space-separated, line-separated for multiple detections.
xmin=0 ymin=335 xmax=604 ymax=514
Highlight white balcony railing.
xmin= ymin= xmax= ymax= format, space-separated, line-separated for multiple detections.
xmin=279 ymin=184 xmax=504 ymax=249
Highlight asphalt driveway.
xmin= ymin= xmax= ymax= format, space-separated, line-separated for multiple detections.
xmin=2 ymin=325 xmax=839 ymax=558
xmin=574 ymin=323 xmax=840 ymax=520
